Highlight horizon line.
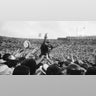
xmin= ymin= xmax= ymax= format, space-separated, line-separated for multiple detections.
xmin=1 ymin=35 xmax=96 ymax=39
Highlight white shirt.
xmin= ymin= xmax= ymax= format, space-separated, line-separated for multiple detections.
xmin=0 ymin=64 xmax=14 ymax=75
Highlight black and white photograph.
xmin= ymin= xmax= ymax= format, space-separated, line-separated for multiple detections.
xmin=0 ymin=21 xmax=96 ymax=75
xmin=1 ymin=0 xmax=96 ymax=96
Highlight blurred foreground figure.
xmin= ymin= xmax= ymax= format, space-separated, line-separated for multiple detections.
xmin=2 ymin=53 xmax=19 ymax=68
xmin=46 ymin=64 xmax=63 ymax=75
xmin=66 ymin=64 xmax=85 ymax=75
xmin=13 ymin=65 xmax=30 ymax=75
xmin=21 ymin=55 xmax=45 ymax=75
xmin=85 ymin=67 xmax=96 ymax=75
xmin=0 ymin=53 xmax=15 ymax=75
xmin=21 ymin=59 xmax=37 ymax=75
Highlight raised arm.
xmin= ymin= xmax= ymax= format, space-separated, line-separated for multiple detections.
xmin=42 ymin=33 xmax=47 ymax=44
xmin=36 ymin=55 xmax=45 ymax=65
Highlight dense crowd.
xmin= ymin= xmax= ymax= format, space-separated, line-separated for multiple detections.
xmin=0 ymin=34 xmax=96 ymax=75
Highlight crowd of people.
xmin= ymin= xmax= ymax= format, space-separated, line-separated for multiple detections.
xmin=0 ymin=34 xmax=96 ymax=75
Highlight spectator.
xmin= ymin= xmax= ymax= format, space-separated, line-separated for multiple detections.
xmin=67 ymin=64 xmax=84 ymax=75
xmin=40 ymin=33 xmax=53 ymax=58
xmin=2 ymin=53 xmax=19 ymax=68
xmin=46 ymin=64 xmax=63 ymax=75
xmin=85 ymin=67 xmax=96 ymax=75
xmin=21 ymin=59 xmax=37 ymax=75
xmin=13 ymin=65 xmax=30 ymax=75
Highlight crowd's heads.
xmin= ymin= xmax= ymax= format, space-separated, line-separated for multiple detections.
xmin=2 ymin=53 xmax=16 ymax=61
xmin=2 ymin=53 xmax=11 ymax=61
xmin=67 ymin=64 xmax=83 ymax=75
xmin=46 ymin=64 xmax=63 ymax=75
xmin=2 ymin=46 xmax=96 ymax=75
xmin=58 ymin=61 xmax=65 ymax=67
xmin=2 ymin=53 xmax=19 ymax=68
xmin=21 ymin=59 xmax=37 ymax=75
xmin=13 ymin=65 xmax=30 ymax=75
xmin=80 ymin=63 xmax=89 ymax=70
xmin=63 ymin=61 xmax=70 ymax=66
xmin=18 ymin=57 xmax=25 ymax=63
xmin=5 ymin=59 xmax=19 ymax=68
xmin=85 ymin=67 xmax=96 ymax=75
xmin=67 ymin=69 xmax=82 ymax=75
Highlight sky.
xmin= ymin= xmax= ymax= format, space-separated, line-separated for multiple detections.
xmin=0 ymin=21 xmax=96 ymax=39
